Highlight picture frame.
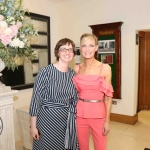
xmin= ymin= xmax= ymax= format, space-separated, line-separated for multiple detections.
xmin=2 ymin=12 xmax=51 ymax=90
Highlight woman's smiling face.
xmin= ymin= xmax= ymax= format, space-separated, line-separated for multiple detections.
xmin=58 ymin=43 xmax=74 ymax=63
xmin=80 ymin=38 xmax=98 ymax=59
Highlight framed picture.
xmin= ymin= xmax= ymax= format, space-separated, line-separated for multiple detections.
xmin=2 ymin=12 xmax=51 ymax=90
xmin=98 ymin=40 xmax=115 ymax=53
xmin=75 ymin=47 xmax=83 ymax=65
xmin=101 ymin=54 xmax=113 ymax=64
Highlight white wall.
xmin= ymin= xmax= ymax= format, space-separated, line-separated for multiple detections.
xmin=14 ymin=0 xmax=58 ymax=142
xmin=56 ymin=0 xmax=150 ymax=116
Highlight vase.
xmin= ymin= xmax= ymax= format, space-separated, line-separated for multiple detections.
xmin=0 ymin=59 xmax=11 ymax=93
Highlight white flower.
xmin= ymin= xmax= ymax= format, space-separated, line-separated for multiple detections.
xmin=10 ymin=38 xmax=25 ymax=48
xmin=35 ymin=30 xmax=38 ymax=35
xmin=7 ymin=16 xmax=15 ymax=22
xmin=29 ymin=31 xmax=33 ymax=34
xmin=19 ymin=41 xmax=25 ymax=48
xmin=10 ymin=21 xmax=15 ymax=25
xmin=10 ymin=38 xmax=20 ymax=47
xmin=4 ymin=27 xmax=12 ymax=35
xmin=9 ymin=17 xmax=14 ymax=21
xmin=20 ymin=16 xmax=24 ymax=20
xmin=0 ymin=21 xmax=8 ymax=28
xmin=23 ymin=39 xmax=27 ymax=42
xmin=6 ymin=17 xmax=15 ymax=25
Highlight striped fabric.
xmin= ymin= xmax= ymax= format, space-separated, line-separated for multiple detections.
xmin=29 ymin=64 xmax=79 ymax=150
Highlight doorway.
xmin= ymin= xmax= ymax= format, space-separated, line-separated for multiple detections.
xmin=138 ymin=31 xmax=150 ymax=112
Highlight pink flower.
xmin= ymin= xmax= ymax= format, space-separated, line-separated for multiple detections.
xmin=4 ymin=27 xmax=12 ymax=35
xmin=10 ymin=25 xmax=18 ymax=37
xmin=0 ymin=27 xmax=5 ymax=34
xmin=16 ymin=22 xmax=22 ymax=29
xmin=0 ymin=34 xmax=11 ymax=46
xmin=0 ymin=15 xmax=4 ymax=21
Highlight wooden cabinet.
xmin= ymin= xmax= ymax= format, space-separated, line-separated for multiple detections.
xmin=89 ymin=22 xmax=123 ymax=99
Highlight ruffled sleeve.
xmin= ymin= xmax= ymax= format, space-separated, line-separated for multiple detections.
xmin=100 ymin=80 xmax=114 ymax=97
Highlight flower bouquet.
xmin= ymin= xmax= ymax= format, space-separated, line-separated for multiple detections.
xmin=0 ymin=0 xmax=38 ymax=71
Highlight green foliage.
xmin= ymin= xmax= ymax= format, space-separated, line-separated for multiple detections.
xmin=0 ymin=0 xmax=38 ymax=71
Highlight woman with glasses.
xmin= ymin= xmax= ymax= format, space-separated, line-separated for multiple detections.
xmin=72 ymin=33 xmax=113 ymax=150
xmin=29 ymin=38 xmax=79 ymax=150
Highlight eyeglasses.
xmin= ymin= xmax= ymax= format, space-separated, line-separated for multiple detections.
xmin=59 ymin=47 xmax=74 ymax=53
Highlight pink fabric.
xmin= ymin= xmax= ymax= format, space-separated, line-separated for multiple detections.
xmin=76 ymin=117 xmax=106 ymax=150
xmin=72 ymin=74 xmax=114 ymax=118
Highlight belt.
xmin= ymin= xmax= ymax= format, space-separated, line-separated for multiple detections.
xmin=79 ymin=97 xmax=104 ymax=103
xmin=42 ymin=99 xmax=78 ymax=150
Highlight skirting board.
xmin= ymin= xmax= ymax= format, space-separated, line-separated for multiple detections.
xmin=110 ymin=113 xmax=138 ymax=125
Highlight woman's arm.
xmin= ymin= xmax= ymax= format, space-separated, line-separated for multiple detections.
xmin=103 ymin=64 xmax=112 ymax=136
xmin=30 ymin=116 xmax=40 ymax=140
xmin=74 ymin=64 xmax=79 ymax=74
xmin=29 ymin=68 xmax=48 ymax=140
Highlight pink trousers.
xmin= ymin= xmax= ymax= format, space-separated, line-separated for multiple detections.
xmin=76 ymin=117 xmax=106 ymax=150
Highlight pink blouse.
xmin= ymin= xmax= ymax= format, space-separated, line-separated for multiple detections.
xmin=72 ymin=64 xmax=114 ymax=118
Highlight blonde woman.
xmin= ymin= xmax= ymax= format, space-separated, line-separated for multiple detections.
xmin=72 ymin=33 xmax=113 ymax=150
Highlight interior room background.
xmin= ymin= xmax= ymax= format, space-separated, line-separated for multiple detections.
xmin=13 ymin=0 xmax=150 ymax=142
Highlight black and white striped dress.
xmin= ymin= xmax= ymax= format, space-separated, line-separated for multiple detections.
xmin=29 ymin=64 xmax=79 ymax=150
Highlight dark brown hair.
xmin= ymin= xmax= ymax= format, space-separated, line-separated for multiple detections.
xmin=54 ymin=38 xmax=76 ymax=61
xmin=80 ymin=33 xmax=98 ymax=59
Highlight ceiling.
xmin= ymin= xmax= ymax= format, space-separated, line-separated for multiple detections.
xmin=46 ymin=0 xmax=73 ymax=3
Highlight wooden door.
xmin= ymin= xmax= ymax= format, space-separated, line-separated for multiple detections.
xmin=138 ymin=31 xmax=150 ymax=111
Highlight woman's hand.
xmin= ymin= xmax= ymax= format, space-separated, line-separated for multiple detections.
xmin=30 ymin=127 xmax=40 ymax=140
xmin=102 ymin=121 xmax=110 ymax=136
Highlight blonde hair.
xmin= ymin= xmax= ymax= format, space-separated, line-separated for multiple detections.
xmin=80 ymin=33 xmax=98 ymax=59
xmin=80 ymin=33 xmax=98 ymax=45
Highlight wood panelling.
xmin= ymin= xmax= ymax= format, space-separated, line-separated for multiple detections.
xmin=110 ymin=113 xmax=138 ymax=125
